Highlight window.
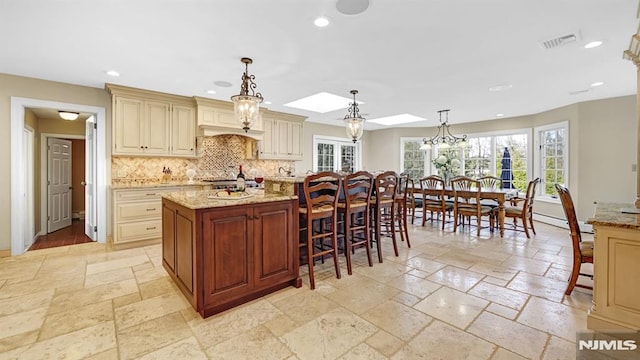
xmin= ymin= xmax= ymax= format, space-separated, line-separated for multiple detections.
xmin=535 ymin=122 xmax=568 ymax=198
xmin=400 ymin=138 xmax=430 ymax=179
xmin=313 ymin=136 xmax=361 ymax=173
xmin=400 ymin=130 xmax=530 ymax=190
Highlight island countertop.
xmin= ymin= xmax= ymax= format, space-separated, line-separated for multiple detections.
xmin=162 ymin=189 xmax=298 ymax=209
xmin=586 ymin=202 xmax=640 ymax=230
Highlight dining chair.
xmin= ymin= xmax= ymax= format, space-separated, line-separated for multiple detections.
xmin=451 ymin=177 xmax=496 ymax=236
xmin=370 ymin=171 xmax=399 ymax=263
xmin=419 ymin=175 xmax=453 ymax=230
xmin=337 ymin=171 xmax=374 ymax=275
xmin=405 ymin=178 xmax=423 ymax=224
xmin=504 ymin=178 xmax=540 ymax=238
xmin=478 ymin=175 xmax=503 ymax=210
xmin=299 ymin=171 xmax=342 ymax=289
xmin=555 ymin=183 xmax=593 ymax=295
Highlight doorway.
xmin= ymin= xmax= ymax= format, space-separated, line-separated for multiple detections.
xmin=10 ymin=97 xmax=108 ymax=256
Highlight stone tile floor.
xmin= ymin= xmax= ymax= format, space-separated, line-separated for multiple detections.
xmin=0 ymin=221 xmax=595 ymax=359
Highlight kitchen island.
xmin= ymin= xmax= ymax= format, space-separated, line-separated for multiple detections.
xmin=161 ymin=189 xmax=301 ymax=318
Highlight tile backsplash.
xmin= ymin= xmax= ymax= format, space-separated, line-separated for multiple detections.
xmin=112 ymin=135 xmax=295 ymax=181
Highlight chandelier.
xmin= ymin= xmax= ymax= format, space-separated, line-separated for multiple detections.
xmin=230 ymin=57 xmax=264 ymax=132
xmin=344 ymin=90 xmax=365 ymax=143
xmin=420 ymin=109 xmax=468 ymax=150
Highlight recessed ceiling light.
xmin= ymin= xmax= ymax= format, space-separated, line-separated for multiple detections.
xmin=106 ymin=70 xmax=120 ymax=77
xmin=264 ymin=101 xmax=272 ymax=105
xmin=584 ymin=41 xmax=603 ymax=49
xmin=314 ymin=16 xmax=330 ymax=27
xmin=591 ymin=81 xmax=605 ymax=87
xmin=368 ymin=114 xmax=425 ymax=126
xmin=488 ymin=84 xmax=513 ymax=92
xmin=496 ymin=113 xmax=505 ymax=117
xmin=284 ymin=92 xmax=359 ymax=113
xmin=207 ymin=90 xmax=217 ymax=94
xmin=214 ymin=81 xmax=232 ymax=87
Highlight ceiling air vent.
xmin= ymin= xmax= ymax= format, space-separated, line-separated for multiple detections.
xmin=540 ymin=33 xmax=579 ymax=49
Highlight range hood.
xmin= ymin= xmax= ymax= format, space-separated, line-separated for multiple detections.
xmin=199 ymin=125 xmax=263 ymax=141
xmin=195 ymin=96 xmax=264 ymax=141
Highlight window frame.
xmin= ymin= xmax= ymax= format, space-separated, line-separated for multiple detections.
xmin=400 ymin=137 xmax=433 ymax=179
xmin=312 ymin=135 xmax=362 ymax=172
xmin=534 ymin=121 xmax=569 ymax=202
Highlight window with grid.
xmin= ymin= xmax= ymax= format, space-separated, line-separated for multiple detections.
xmin=313 ymin=136 xmax=361 ymax=173
xmin=400 ymin=138 xmax=430 ymax=180
xmin=535 ymin=122 xmax=567 ymax=198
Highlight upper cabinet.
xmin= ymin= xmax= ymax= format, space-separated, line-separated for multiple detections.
xmin=107 ymin=84 xmax=196 ymax=157
xmin=259 ymin=110 xmax=305 ymax=161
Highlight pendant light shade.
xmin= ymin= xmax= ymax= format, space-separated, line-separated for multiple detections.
xmin=343 ymin=90 xmax=365 ymax=143
xmin=230 ymin=57 xmax=263 ymax=132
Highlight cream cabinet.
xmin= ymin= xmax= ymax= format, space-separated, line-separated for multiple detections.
xmin=113 ymin=185 xmax=207 ymax=247
xmin=259 ymin=110 xmax=305 ymax=160
xmin=108 ymin=84 xmax=196 ymax=157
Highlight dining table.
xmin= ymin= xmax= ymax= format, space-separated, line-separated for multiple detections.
xmin=412 ymin=185 xmax=519 ymax=237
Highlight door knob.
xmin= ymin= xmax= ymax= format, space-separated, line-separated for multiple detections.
xmin=81 ymin=181 xmax=86 ymax=186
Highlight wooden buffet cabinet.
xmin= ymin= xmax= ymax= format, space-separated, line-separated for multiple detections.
xmin=161 ymin=191 xmax=301 ymax=318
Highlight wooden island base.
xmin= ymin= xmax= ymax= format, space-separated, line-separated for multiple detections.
xmin=161 ymin=192 xmax=301 ymax=318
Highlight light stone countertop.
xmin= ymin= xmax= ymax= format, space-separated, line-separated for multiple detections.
xmin=264 ymin=176 xmax=306 ymax=184
xmin=111 ymin=181 xmax=212 ymax=189
xmin=587 ymin=202 xmax=640 ymax=230
xmin=162 ymin=189 xmax=298 ymax=210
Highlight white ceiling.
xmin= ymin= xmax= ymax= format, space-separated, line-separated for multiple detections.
xmin=1 ymin=0 xmax=638 ymax=131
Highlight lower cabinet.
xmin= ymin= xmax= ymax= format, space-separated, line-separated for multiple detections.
xmin=162 ymin=198 xmax=301 ymax=317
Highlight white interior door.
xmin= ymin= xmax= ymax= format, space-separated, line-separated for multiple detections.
xmin=85 ymin=118 xmax=97 ymax=240
xmin=48 ymin=137 xmax=72 ymax=233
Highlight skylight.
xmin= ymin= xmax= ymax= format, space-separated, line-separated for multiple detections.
xmin=367 ymin=114 xmax=425 ymax=126
xmin=284 ymin=92 xmax=359 ymax=113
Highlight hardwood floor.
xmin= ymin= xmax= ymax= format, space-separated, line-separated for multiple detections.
xmin=28 ymin=219 xmax=94 ymax=251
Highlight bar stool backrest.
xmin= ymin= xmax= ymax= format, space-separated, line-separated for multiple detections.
xmin=374 ymin=171 xmax=398 ymax=204
xmin=302 ymin=171 xmax=342 ymax=218
xmin=344 ymin=171 xmax=374 ymax=208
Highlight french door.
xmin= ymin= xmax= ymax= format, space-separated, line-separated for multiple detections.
xmin=313 ymin=136 xmax=360 ymax=173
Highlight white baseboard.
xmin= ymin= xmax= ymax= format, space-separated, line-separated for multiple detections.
xmin=72 ymin=211 xmax=86 ymax=220
xmin=534 ymin=213 xmax=593 ymax=234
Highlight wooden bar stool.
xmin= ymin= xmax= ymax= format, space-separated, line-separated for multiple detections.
xmin=370 ymin=171 xmax=399 ymax=263
xmin=394 ymin=174 xmax=412 ymax=248
xmin=298 ymin=171 xmax=342 ymax=289
xmin=337 ymin=171 xmax=374 ymax=275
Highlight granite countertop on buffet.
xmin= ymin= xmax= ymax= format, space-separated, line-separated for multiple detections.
xmin=162 ymin=189 xmax=298 ymax=210
xmin=111 ymin=180 xmax=212 ymax=189
xmin=587 ymin=202 xmax=640 ymax=230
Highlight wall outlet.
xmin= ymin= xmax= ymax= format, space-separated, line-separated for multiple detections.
xmin=273 ymin=183 xmax=280 ymax=192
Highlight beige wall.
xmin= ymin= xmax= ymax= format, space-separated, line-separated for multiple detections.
xmin=0 ymin=73 xmax=111 ymax=251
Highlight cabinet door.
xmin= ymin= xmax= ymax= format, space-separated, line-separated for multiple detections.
xmin=114 ymin=97 xmax=144 ymax=154
xmin=260 ymin=117 xmax=277 ymax=157
xmin=253 ymin=202 xmax=296 ymax=289
xmin=162 ymin=204 xmax=176 ymax=273
xmin=202 ymin=207 xmax=253 ymax=305
xmin=289 ymin=121 xmax=303 ymax=159
xmin=277 ymin=120 xmax=290 ymax=157
xmin=175 ymin=210 xmax=194 ymax=293
xmin=144 ymin=101 xmax=170 ymax=155
xmin=171 ymin=104 xmax=196 ymax=156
